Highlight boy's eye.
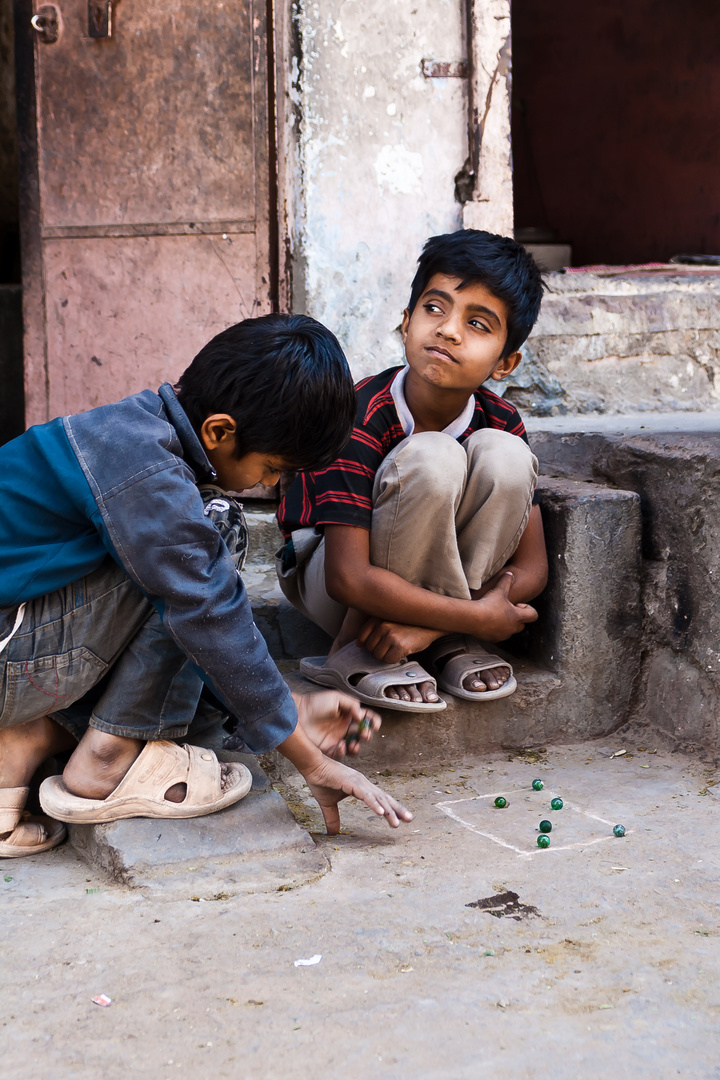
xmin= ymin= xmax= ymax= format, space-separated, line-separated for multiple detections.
xmin=469 ymin=318 xmax=491 ymax=332
xmin=423 ymin=302 xmax=443 ymax=314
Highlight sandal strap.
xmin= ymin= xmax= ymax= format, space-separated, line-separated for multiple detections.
xmin=354 ymin=661 xmax=437 ymax=698
xmin=109 ymin=741 xmax=222 ymax=809
xmin=0 ymin=787 xmax=30 ymax=834
xmin=6 ymin=819 xmax=47 ymax=847
xmin=440 ymin=650 xmax=512 ymax=687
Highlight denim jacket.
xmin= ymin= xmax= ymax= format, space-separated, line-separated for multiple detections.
xmin=0 ymin=384 xmax=297 ymax=753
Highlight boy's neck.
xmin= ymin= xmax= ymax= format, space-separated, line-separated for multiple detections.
xmin=403 ymin=368 xmax=474 ymax=434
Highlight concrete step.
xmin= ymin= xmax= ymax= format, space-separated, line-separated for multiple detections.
xmin=68 ymin=751 xmax=328 ymax=899
xmin=529 ymin=417 xmax=720 ymax=751
xmin=281 ymin=662 xmax=562 ymax=771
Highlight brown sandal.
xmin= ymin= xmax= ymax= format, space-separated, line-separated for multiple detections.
xmin=0 ymin=786 xmax=66 ymax=858
xmin=39 ymin=741 xmax=252 ymax=824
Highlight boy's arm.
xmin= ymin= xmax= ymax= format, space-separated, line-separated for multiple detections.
xmin=277 ymin=721 xmax=412 ymax=835
xmin=355 ymin=504 xmax=548 ymax=662
xmin=323 ymin=523 xmax=539 ymax=643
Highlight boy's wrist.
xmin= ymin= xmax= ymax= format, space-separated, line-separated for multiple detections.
xmin=277 ymin=723 xmax=325 ymax=775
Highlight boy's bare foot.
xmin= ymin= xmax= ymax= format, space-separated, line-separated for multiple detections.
xmin=0 ymin=716 xmax=76 ymax=810
xmin=61 ymin=729 xmax=238 ymax=803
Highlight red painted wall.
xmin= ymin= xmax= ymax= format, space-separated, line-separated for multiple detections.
xmin=512 ymin=0 xmax=720 ymax=266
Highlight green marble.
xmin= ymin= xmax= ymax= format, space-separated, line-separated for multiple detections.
xmin=613 ymin=824 xmax=626 ymax=837
xmin=550 ymin=797 xmax=564 ymax=810
xmin=531 ymin=779 xmax=544 ymax=791
xmin=539 ymin=819 xmax=552 ymax=833
xmin=537 ymin=835 xmax=550 ymax=848
xmin=494 ymin=796 xmax=508 ymax=809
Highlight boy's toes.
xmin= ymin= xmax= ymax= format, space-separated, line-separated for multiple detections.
xmin=418 ymin=680 xmax=440 ymax=703
xmin=462 ymin=667 xmax=510 ymax=693
xmin=463 ymin=674 xmax=488 ymax=692
xmin=488 ymin=666 xmax=509 ymax=687
xmin=385 ymin=683 xmax=436 ymax=703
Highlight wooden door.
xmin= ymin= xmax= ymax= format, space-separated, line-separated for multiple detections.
xmin=16 ymin=0 xmax=273 ymax=425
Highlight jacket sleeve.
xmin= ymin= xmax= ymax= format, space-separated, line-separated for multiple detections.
xmin=66 ymin=423 xmax=297 ymax=753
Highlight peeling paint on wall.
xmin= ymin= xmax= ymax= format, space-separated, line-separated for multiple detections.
xmin=373 ymin=145 xmax=423 ymax=196
xmin=288 ymin=0 xmax=467 ymax=378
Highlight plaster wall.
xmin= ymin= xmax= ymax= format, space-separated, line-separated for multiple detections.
xmin=285 ymin=0 xmax=471 ymax=378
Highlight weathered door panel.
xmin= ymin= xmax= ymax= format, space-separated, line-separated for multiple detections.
xmin=21 ymin=0 xmax=271 ymax=425
xmin=44 ymin=231 xmax=260 ymax=417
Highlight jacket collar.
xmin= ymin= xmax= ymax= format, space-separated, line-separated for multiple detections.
xmin=158 ymin=383 xmax=217 ymax=482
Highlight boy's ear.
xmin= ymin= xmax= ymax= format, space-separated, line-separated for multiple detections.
xmin=200 ymin=414 xmax=237 ymax=451
xmin=400 ymin=308 xmax=411 ymax=343
xmin=489 ymin=350 xmax=523 ymax=382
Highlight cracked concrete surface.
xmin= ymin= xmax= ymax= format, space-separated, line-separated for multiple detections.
xmin=3 ymin=741 xmax=720 ymax=1078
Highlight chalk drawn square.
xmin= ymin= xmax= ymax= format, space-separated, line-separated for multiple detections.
xmin=436 ymin=788 xmax=623 ymax=857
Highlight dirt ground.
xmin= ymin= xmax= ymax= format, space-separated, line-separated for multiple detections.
xmin=2 ymin=742 xmax=720 ymax=1079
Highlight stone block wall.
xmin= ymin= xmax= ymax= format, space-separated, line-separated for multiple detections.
xmin=532 ymin=424 xmax=720 ymax=750
xmin=500 ymin=271 xmax=720 ymax=418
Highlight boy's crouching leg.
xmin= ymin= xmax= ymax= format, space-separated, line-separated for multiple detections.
xmin=371 ymin=430 xmax=471 ymax=597
xmin=458 ymin=429 xmax=539 ymax=587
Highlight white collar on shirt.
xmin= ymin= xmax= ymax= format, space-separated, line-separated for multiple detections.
xmin=390 ymin=366 xmax=476 ymax=439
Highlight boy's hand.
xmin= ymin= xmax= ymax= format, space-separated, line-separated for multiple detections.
xmin=293 ymin=691 xmax=380 ymax=759
xmin=302 ymin=755 xmax=413 ymax=836
xmin=277 ymin=724 xmax=412 ymax=835
xmin=357 ymin=619 xmax=445 ymax=664
xmin=472 ymin=572 xmax=538 ymax=640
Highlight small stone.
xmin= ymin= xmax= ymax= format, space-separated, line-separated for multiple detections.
xmin=537 ymin=835 xmax=550 ymax=848
xmin=531 ymin=779 xmax=544 ymax=791
xmin=550 ymin=798 xmax=564 ymax=810
xmin=494 ymin=796 xmax=507 ymax=809
xmin=613 ymin=824 xmax=626 ymax=838
xmin=539 ymin=820 xmax=552 ymax=833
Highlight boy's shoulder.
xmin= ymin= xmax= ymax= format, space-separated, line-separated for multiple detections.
xmin=65 ymin=383 xmax=215 ymax=496
xmin=352 ymin=365 xmax=404 ymax=431
xmin=355 ymin=366 xmax=402 ymax=402
xmin=472 ymin=385 xmax=528 ymax=440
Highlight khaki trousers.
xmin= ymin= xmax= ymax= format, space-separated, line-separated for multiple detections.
xmin=277 ymin=428 xmax=538 ymax=639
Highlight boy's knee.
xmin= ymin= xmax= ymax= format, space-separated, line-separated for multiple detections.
xmin=465 ymin=429 xmax=538 ymax=490
xmin=388 ymin=431 xmax=467 ymax=493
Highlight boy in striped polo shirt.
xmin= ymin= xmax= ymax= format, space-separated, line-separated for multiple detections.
xmin=277 ymin=230 xmax=548 ymax=710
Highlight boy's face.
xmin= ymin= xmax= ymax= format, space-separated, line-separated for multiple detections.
xmin=200 ymin=416 xmax=292 ymax=492
xmin=401 ymin=273 xmax=522 ymax=393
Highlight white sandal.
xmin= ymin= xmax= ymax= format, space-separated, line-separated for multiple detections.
xmin=423 ymin=635 xmax=517 ymax=701
xmin=300 ymin=641 xmax=447 ymax=713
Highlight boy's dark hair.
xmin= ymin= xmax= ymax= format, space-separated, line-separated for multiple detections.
xmin=176 ymin=314 xmax=356 ymax=470
xmin=407 ymin=229 xmax=544 ymax=356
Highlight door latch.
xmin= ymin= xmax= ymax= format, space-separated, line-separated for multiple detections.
xmin=88 ymin=0 xmax=113 ymax=38
xmin=30 ymin=5 xmax=61 ymax=44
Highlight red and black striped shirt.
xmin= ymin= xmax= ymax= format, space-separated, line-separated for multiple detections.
xmin=278 ymin=365 xmax=529 ymax=539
